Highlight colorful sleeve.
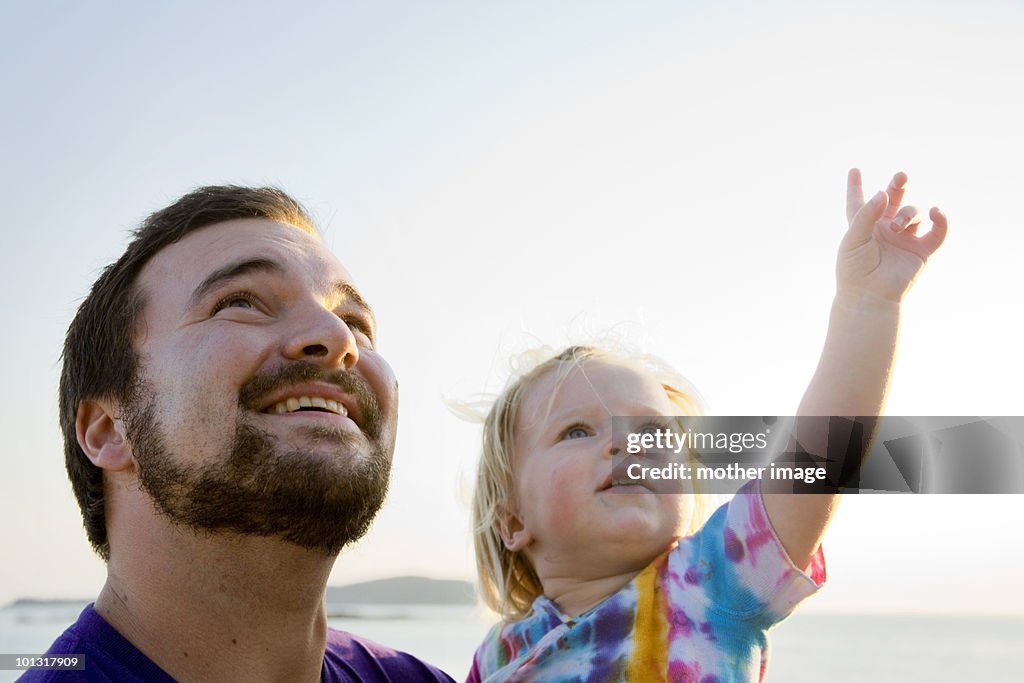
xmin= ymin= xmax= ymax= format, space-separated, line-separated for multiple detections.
xmin=691 ymin=480 xmax=826 ymax=627
xmin=466 ymin=621 xmax=507 ymax=682
xmin=464 ymin=655 xmax=483 ymax=683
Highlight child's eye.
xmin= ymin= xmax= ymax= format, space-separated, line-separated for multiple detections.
xmin=212 ymin=292 xmax=261 ymax=314
xmin=562 ymin=424 xmax=591 ymax=440
xmin=638 ymin=421 xmax=670 ymax=437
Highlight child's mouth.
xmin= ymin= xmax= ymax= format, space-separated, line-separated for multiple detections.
xmin=598 ymin=475 xmax=651 ymax=493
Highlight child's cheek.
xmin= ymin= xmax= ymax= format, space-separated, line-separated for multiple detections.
xmin=540 ymin=461 xmax=587 ymax=533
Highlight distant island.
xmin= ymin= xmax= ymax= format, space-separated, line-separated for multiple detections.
xmin=7 ymin=576 xmax=478 ymax=610
xmin=6 ymin=598 xmax=92 ymax=608
xmin=326 ymin=576 xmax=476 ymax=606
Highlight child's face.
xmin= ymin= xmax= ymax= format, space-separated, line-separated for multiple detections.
xmin=507 ymin=357 xmax=693 ymax=577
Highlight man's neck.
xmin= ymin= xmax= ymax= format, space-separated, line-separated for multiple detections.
xmin=96 ymin=528 xmax=335 ymax=682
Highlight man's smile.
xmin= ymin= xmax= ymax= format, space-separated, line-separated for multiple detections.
xmin=266 ymin=395 xmax=350 ymax=417
xmin=252 ymin=378 xmax=369 ymax=433
xmin=268 ymin=395 xmax=348 ymax=416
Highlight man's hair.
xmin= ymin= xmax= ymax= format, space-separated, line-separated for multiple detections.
xmin=468 ymin=344 xmax=706 ymax=620
xmin=59 ymin=185 xmax=317 ymax=559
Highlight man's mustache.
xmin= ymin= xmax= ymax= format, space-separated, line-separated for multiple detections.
xmin=238 ymin=361 xmax=383 ymax=439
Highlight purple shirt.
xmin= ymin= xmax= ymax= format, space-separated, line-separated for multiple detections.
xmin=19 ymin=604 xmax=454 ymax=682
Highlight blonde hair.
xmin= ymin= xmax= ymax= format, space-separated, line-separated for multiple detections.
xmin=469 ymin=344 xmax=706 ymax=620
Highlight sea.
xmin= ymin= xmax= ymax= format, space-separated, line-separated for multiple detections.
xmin=1 ymin=602 xmax=1021 ymax=682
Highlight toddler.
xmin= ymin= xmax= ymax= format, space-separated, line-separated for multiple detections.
xmin=466 ymin=170 xmax=948 ymax=682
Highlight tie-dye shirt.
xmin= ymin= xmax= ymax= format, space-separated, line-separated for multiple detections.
xmin=467 ymin=481 xmax=827 ymax=682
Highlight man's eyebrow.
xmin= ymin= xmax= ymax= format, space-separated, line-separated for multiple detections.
xmin=188 ymin=257 xmax=283 ymax=310
xmin=333 ymin=281 xmax=376 ymax=328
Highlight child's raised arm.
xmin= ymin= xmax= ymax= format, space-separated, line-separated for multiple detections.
xmin=762 ymin=169 xmax=948 ymax=570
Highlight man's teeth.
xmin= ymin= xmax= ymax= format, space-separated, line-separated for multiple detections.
xmin=271 ymin=397 xmax=348 ymax=416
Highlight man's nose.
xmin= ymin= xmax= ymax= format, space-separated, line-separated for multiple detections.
xmin=282 ymin=304 xmax=360 ymax=370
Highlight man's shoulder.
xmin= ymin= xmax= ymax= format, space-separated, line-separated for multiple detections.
xmin=323 ymin=628 xmax=454 ymax=682
xmin=18 ymin=608 xmax=454 ymax=682
xmin=16 ymin=604 xmax=173 ymax=683
xmin=15 ymin=626 xmax=85 ymax=683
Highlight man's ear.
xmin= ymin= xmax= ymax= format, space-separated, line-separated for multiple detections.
xmin=496 ymin=505 xmax=533 ymax=552
xmin=76 ymin=400 xmax=133 ymax=471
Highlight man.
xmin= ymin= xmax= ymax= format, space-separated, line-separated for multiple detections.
xmin=28 ymin=187 xmax=454 ymax=682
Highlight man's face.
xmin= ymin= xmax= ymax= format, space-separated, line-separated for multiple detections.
xmin=122 ymin=218 xmax=398 ymax=555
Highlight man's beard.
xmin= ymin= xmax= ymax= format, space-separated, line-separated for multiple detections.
xmin=123 ymin=362 xmax=393 ymax=556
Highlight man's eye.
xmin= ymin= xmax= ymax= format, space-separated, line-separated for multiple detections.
xmin=212 ymin=292 xmax=260 ymax=314
xmin=344 ymin=317 xmax=374 ymax=339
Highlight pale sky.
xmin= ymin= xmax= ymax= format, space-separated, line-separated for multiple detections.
xmin=2 ymin=0 xmax=1022 ymax=616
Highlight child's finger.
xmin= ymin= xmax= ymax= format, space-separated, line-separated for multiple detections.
xmin=918 ymin=207 xmax=949 ymax=256
xmin=882 ymin=171 xmax=908 ymax=219
xmin=888 ymin=204 xmax=922 ymax=233
xmin=846 ymin=168 xmax=864 ymax=224
xmin=848 ymin=189 xmax=888 ymax=243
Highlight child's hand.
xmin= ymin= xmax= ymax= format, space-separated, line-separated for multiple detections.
xmin=837 ymin=169 xmax=948 ymax=304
